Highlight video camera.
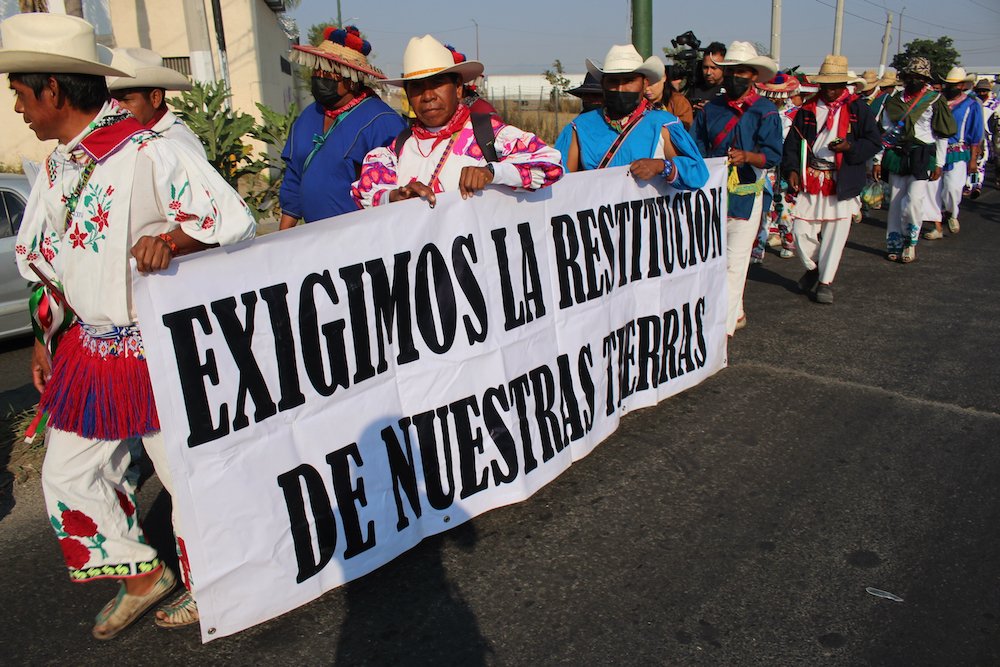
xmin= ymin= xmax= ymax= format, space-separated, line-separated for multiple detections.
xmin=668 ymin=31 xmax=702 ymax=96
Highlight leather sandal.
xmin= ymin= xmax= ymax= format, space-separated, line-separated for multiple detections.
xmin=901 ymin=246 xmax=917 ymax=264
xmin=154 ymin=589 xmax=200 ymax=629
xmin=92 ymin=566 xmax=176 ymax=640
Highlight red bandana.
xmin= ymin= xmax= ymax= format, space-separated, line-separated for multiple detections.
xmin=324 ymin=89 xmax=371 ymax=120
xmin=144 ymin=106 xmax=168 ymax=129
xmin=801 ymin=92 xmax=857 ymax=172
xmin=726 ymin=90 xmax=761 ymax=116
xmin=411 ymin=103 xmax=472 ymax=149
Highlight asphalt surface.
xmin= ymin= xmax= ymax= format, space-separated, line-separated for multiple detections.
xmin=1 ymin=186 xmax=999 ymax=665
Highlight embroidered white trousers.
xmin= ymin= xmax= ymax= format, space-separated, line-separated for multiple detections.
xmin=726 ymin=192 xmax=764 ymax=335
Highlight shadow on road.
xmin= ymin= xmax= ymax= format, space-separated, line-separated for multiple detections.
xmin=747 ymin=263 xmax=799 ymax=293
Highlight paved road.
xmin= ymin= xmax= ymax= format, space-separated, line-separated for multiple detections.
xmin=1 ymin=189 xmax=998 ymax=665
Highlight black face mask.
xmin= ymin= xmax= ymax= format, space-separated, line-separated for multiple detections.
xmin=902 ymin=78 xmax=924 ymax=95
xmin=311 ymin=76 xmax=344 ymax=109
xmin=604 ymin=91 xmax=641 ymax=119
xmin=723 ymin=73 xmax=752 ymax=100
xmin=943 ymin=85 xmax=962 ymax=100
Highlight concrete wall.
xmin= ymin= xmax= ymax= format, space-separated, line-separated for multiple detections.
xmin=0 ymin=0 xmax=300 ymax=167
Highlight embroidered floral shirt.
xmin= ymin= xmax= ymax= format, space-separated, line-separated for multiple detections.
xmin=15 ymin=103 xmax=256 ymax=326
xmin=351 ymin=114 xmax=564 ymax=208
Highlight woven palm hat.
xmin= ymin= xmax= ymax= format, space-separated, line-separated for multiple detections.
xmin=878 ymin=70 xmax=898 ymax=88
xmin=291 ymin=26 xmax=387 ymax=85
xmin=711 ymin=41 xmax=777 ymax=84
xmin=0 ymin=13 xmax=131 ymax=77
xmin=383 ymin=34 xmax=483 ymax=86
xmin=812 ymin=55 xmax=851 ymax=84
xmin=107 ymin=48 xmax=192 ymax=91
xmin=756 ymin=72 xmax=800 ymax=99
xmin=943 ymin=66 xmax=968 ymax=84
xmin=586 ymin=44 xmax=664 ymax=84
xmin=858 ymin=69 xmax=880 ymax=92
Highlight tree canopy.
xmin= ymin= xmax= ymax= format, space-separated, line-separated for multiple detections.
xmin=891 ymin=36 xmax=960 ymax=79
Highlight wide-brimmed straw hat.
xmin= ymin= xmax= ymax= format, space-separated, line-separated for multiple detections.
xmin=586 ymin=44 xmax=664 ymax=84
xmin=943 ymin=66 xmax=968 ymax=84
xmin=812 ymin=55 xmax=851 ymax=84
xmin=0 ymin=13 xmax=131 ymax=77
xmin=858 ymin=69 xmax=880 ymax=92
xmin=291 ymin=26 xmax=387 ymax=85
xmin=878 ymin=70 xmax=898 ymax=88
xmin=383 ymin=34 xmax=483 ymax=86
xmin=712 ymin=41 xmax=777 ymax=84
xmin=107 ymin=48 xmax=192 ymax=92
xmin=756 ymin=72 xmax=800 ymax=99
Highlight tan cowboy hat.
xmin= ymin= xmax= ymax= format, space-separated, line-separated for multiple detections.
xmin=811 ymin=55 xmax=851 ymax=84
xmin=878 ymin=70 xmax=898 ymax=88
xmin=943 ymin=66 xmax=968 ymax=84
xmin=107 ymin=48 xmax=192 ymax=92
xmin=383 ymin=34 xmax=483 ymax=86
xmin=859 ymin=69 xmax=880 ymax=92
xmin=0 ymin=13 xmax=131 ymax=77
xmin=712 ymin=41 xmax=777 ymax=83
xmin=586 ymin=44 xmax=664 ymax=84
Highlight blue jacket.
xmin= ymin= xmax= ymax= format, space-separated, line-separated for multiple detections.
xmin=692 ymin=95 xmax=783 ymax=219
xmin=557 ymin=108 xmax=709 ymax=190
xmin=280 ymin=98 xmax=406 ymax=223
xmin=944 ymin=94 xmax=984 ymax=170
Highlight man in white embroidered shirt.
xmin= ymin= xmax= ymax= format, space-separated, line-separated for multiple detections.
xmin=352 ymin=34 xmax=563 ymax=209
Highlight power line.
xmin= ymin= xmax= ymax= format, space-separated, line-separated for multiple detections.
xmin=855 ymin=0 xmax=997 ymax=36
xmin=966 ymin=0 xmax=1000 ymax=15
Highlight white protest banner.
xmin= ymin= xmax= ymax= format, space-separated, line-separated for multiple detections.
xmin=132 ymin=159 xmax=728 ymax=641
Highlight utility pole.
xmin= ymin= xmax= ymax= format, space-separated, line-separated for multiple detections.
xmin=209 ymin=0 xmax=232 ymax=108
xmin=182 ymin=0 xmax=216 ymax=84
xmin=470 ymin=19 xmax=479 ymax=61
xmin=337 ymin=0 xmax=342 ymax=27
xmin=630 ymin=0 xmax=652 ymax=58
xmin=770 ymin=0 xmax=782 ymax=66
xmin=879 ymin=12 xmax=894 ymax=75
xmin=832 ymin=0 xmax=845 ymax=55
xmin=897 ymin=6 xmax=905 ymax=55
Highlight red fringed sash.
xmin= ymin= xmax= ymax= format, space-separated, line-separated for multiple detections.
xmin=40 ymin=324 xmax=159 ymax=440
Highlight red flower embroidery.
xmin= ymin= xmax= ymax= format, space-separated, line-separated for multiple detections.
xmin=90 ymin=203 xmax=109 ymax=231
xmin=14 ymin=244 xmax=26 ymax=255
xmin=59 ymin=537 xmax=91 ymax=569
xmin=169 ymin=200 xmax=182 ymax=211
xmin=41 ymin=246 xmax=55 ymax=262
xmin=69 ymin=227 xmax=88 ymax=249
xmin=61 ymin=509 xmax=99 ymax=537
xmin=175 ymin=211 xmax=197 ymax=223
xmin=26 ymin=252 xmax=37 ymax=262
xmin=115 ymin=489 xmax=135 ymax=517
xmin=201 ymin=216 xmax=215 ymax=230
xmin=105 ymin=185 xmax=115 ymax=196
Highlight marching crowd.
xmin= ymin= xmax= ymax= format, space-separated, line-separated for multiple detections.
xmin=1 ymin=10 xmax=994 ymax=641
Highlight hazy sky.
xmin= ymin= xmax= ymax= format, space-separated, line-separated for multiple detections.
xmin=287 ymin=0 xmax=1000 ymax=75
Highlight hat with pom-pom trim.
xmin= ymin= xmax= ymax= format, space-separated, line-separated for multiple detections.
xmin=290 ymin=25 xmax=386 ymax=85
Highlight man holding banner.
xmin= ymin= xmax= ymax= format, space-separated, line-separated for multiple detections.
xmin=1 ymin=13 xmax=255 ymax=639
xmin=558 ymin=44 xmax=708 ymax=190
xmin=351 ymin=34 xmax=563 ymax=208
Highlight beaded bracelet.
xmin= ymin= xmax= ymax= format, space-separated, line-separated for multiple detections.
xmin=662 ymin=158 xmax=676 ymax=182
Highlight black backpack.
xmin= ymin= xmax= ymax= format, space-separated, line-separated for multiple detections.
xmin=393 ymin=112 xmax=499 ymax=162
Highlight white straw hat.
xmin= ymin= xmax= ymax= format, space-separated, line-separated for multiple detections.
xmin=943 ymin=66 xmax=968 ymax=84
xmin=0 ymin=13 xmax=131 ymax=77
xmin=383 ymin=35 xmax=484 ymax=86
xmin=712 ymin=41 xmax=777 ymax=84
xmin=107 ymin=48 xmax=192 ymax=92
xmin=586 ymin=44 xmax=663 ymax=84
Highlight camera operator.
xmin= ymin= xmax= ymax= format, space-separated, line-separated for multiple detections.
xmin=687 ymin=41 xmax=728 ymax=113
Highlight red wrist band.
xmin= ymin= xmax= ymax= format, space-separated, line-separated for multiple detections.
xmin=158 ymin=232 xmax=179 ymax=257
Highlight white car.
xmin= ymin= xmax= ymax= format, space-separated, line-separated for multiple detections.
xmin=0 ymin=173 xmax=33 ymax=340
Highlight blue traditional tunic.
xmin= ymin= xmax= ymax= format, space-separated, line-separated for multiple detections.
xmin=692 ymin=95 xmax=783 ymax=219
xmin=943 ymin=93 xmax=984 ymax=171
xmin=556 ymin=108 xmax=709 ymax=190
xmin=280 ymin=97 xmax=406 ymax=223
